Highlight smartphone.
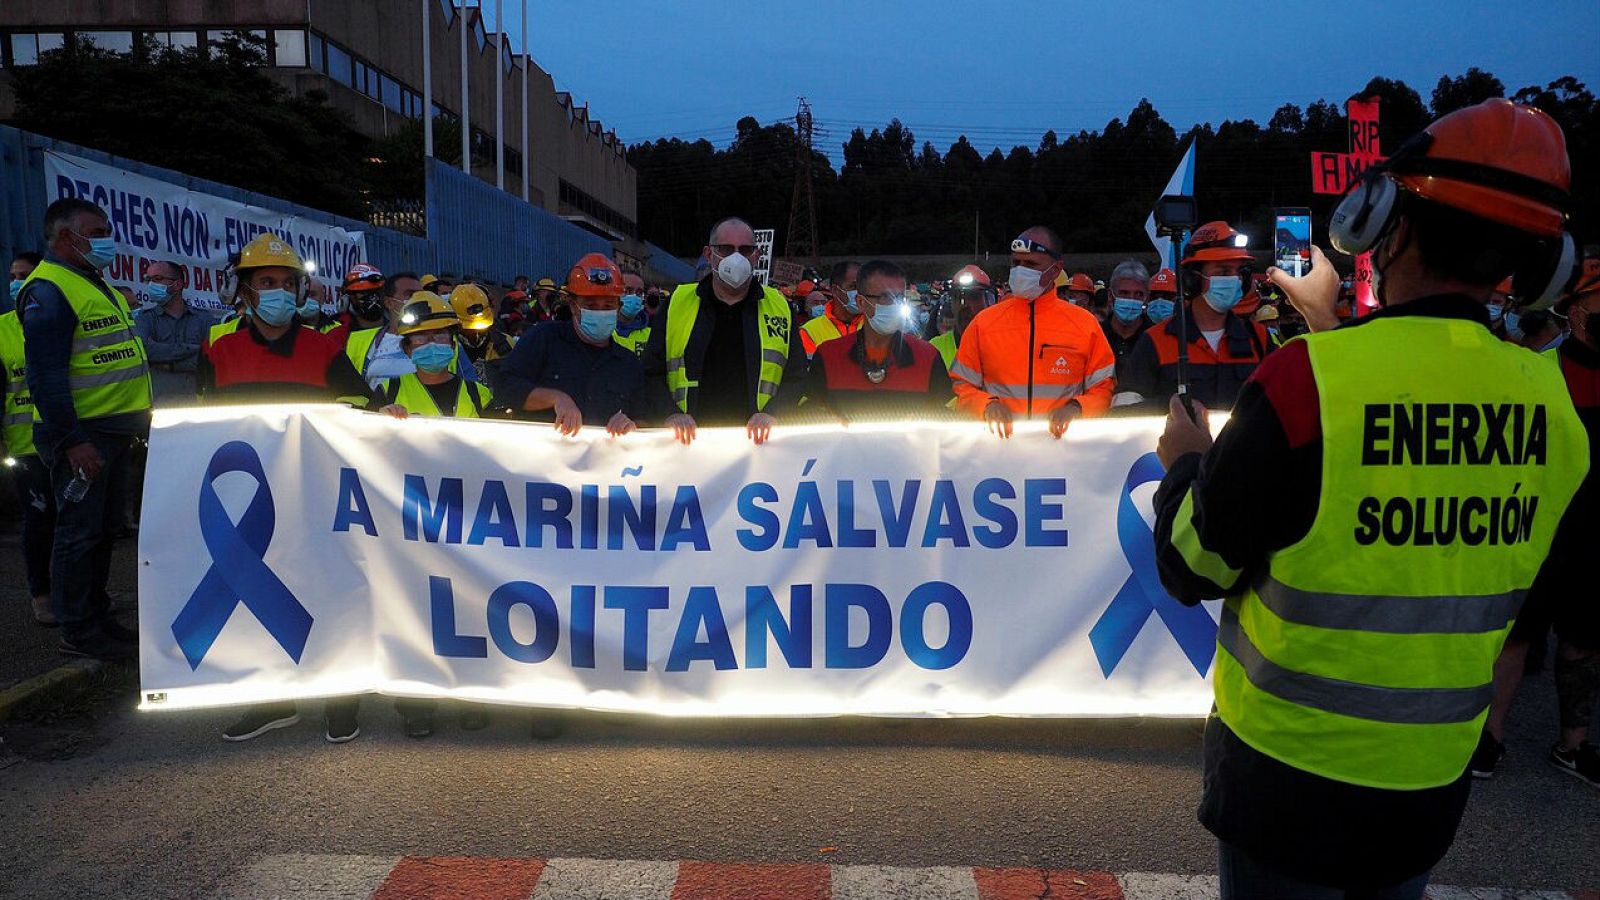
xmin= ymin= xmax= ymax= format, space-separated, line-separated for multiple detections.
xmin=1274 ymin=208 xmax=1313 ymax=278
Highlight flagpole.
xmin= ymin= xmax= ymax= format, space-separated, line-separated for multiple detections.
xmin=422 ymin=0 xmax=433 ymax=158
xmin=494 ymin=0 xmax=505 ymax=190
xmin=459 ymin=0 xmax=471 ymax=174
xmin=520 ymin=0 xmax=529 ymax=201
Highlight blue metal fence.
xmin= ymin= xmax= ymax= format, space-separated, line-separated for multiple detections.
xmin=644 ymin=240 xmax=697 ymax=285
xmin=425 ymin=160 xmax=608 ymax=284
xmin=0 ymin=125 xmax=616 ymax=294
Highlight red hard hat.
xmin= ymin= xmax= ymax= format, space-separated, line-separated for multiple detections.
xmin=797 ymin=279 xmax=816 ymax=296
xmin=1493 ymin=277 xmax=1514 ymax=297
xmin=1392 ymin=99 xmax=1571 ymax=239
xmin=1149 ymin=268 xmax=1179 ymax=295
xmin=1066 ymin=273 xmax=1095 ymax=294
xmin=564 ymin=252 xmax=624 ymax=298
xmin=1182 ymin=221 xmax=1253 ymax=266
xmin=342 ymin=263 xmax=386 ymax=293
xmin=953 ymin=264 xmax=991 ymax=287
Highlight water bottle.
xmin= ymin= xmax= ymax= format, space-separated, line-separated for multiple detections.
xmin=60 ymin=468 xmax=92 ymax=504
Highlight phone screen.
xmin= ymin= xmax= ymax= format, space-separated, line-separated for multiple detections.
xmin=1274 ymin=209 xmax=1313 ymax=277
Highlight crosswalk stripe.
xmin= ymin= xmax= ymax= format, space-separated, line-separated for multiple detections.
xmin=372 ymin=855 xmax=546 ymax=900
xmin=1117 ymin=872 xmax=1220 ymax=900
xmin=973 ymin=866 xmax=1125 ymax=899
xmin=670 ymin=861 xmax=831 ymax=900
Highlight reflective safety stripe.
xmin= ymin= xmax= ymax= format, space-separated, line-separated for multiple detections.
xmin=5 ymin=378 xmax=23 ymax=392
xmin=948 ymin=360 xmax=984 ymax=387
xmin=71 ymin=327 xmax=135 ymax=354
xmin=68 ymin=366 xmax=150 ymax=389
xmin=666 ymin=358 xmax=685 ymax=372
xmin=2 ymin=410 xmax=31 ymax=425
xmin=1085 ymin=363 xmax=1116 ymax=387
xmin=1170 ymin=488 xmax=1243 ymax=590
xmin=1219 ymin=606 xmax=1493 ymax=725
xmin=761 ymin=348 xmax=787 ymax=368
xmin=1032 ymin=383 xmax=1084 ymax=401
xmin=757 ymin=379 xmax=781 ymax=397
xmin=1256 ymin=578 xmax=1525 ymax=636
xmin=984 ymin=382 xmax=1029 ymax=399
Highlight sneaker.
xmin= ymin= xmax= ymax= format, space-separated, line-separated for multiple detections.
xmin=529 ymin=711 xmax=567 ymax=741
xmin=1469 ymin=730 xmax=1505 ymax=779
xmin=31 ymin=596 xmax=58 ymax=627
xmin=325 ymin=702 xmax=361 ymax=744
xmin=459 ymin=704 xmax=489 ymax=731
xmin=1548 ymin=741 xmax=1600 ymax=788
xmin=402 ymin=714 xmax=434 ymax=740
xmin=222 ymin=703 xmax=300 ymax=741
xmin=58 ymin=636 xmax=134 ymax=662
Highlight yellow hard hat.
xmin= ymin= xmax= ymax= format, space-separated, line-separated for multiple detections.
xmin=397 ymin=291 xmax=459 ymax=335
xmin=420 ymin=273 xmax=439 ymax=289
xmin=237 ymin=235 xmax=303 ymax=272
xmin=449 ymin=283 xmax=494 ymax=331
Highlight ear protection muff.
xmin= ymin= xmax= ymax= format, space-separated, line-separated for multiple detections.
xmin=1330 ymin=172 xmax=1401 ymax=256
xmin=1517 ymin=231 xmax=1577 ymax=311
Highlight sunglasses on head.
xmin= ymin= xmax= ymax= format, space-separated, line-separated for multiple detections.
xmin=1010 ymin=237 xmax=1061 ymax=259
xmin=346 ymin=273 xmax=384 ymax=286
xmin=711 ymin=243 xmax=758 ymax=257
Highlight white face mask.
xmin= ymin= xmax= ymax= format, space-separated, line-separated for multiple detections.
xmin=1008 ymin=265 xmax=1046 ymax=300
xmin=714 ymin=250 xmax=753 ymax=290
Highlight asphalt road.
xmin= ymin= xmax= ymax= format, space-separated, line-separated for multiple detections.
xmin=1 ymin=534 xmax=1596 ymax=899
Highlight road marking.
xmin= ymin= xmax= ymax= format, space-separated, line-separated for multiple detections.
xmin=217 ymin=853 xmax=399 ymax=900
xmin=832 ymin=864 xmax=977 ymax=900
xmin=372 ymin=855 xmax=546 ymax=900
xmin=217 ymin=854 xmax=1593 ymax=899
xmin=532 ymin=857 xmax=678 ymax=900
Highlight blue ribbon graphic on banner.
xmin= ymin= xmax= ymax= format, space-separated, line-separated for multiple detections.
xmin=1088 ymin=451 xmax=1217 ymax=678
xmin=170 ymin=441 xmax=314 ymax=671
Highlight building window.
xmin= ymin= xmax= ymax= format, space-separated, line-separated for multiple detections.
xmin=382 ymin=75 xmax=403 ymax=113
xmin=473 ymin=18 xmax=487 ymax=52
xmin=272 ymin=29 xmax=307 ymax=67
xmin=80 ymin=31 xmax=134 ymax=54
xmin=325 ymin=42 xmax=353 ymax=86
xmin=9 ymin=33 xmax=39 ymax=66
xmin=438 ymin=0 xmax=456 ymax=24
xmin=308 ymin=32 xmax=324 ymax=71
xmin=505 ymin=147 xmax=522 ymax=177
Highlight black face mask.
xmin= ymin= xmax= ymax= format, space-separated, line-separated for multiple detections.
xmin=352 ymin=294 xmax=386 ymax=320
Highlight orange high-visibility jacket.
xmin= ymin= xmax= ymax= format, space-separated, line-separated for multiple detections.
xmin=949 ymin=293 xmax=1117 ymax=418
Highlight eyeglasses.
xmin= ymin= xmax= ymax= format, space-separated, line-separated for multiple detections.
xmin=1010 ymin=237 xmax=1061 ymax=259
xmin=344 ymin=273 xmax=385 ymax=287
xmin=710 ymin=244 xmax=758 ymax=257
xmin=148 ymin=274 xmax=184 ymax=285
xmin=407 ymin=331 xmax=455 ymax=346
xmin=857 ymin=290 xmax=905 ymax=306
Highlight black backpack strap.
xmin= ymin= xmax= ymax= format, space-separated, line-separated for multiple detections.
xmin=382 ymin=378 xmax=401 ymax=406
xmin=464 ymin=380 xmax=487 ymax=417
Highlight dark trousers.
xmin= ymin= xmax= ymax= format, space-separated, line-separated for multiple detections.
xmin=46 ymin=433 xmax=129 ymax=643
xmin=11 ymin=453 xmax=56 ymax=598
xmin=1218 ymin=843 xmax=1430 ymax=900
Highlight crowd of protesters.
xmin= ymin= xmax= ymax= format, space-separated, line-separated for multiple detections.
xmin=1 ymin=96 xmax=1598 ymax=900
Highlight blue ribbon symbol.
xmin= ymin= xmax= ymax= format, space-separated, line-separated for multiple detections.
xmin=1088 ymin=451 xmax=1217 ymax=678
xmin=170 ymin=441 xmax=314 ymax=671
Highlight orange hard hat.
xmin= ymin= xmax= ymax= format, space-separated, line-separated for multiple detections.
xmin=1066 ymin=273 xmax=1095 ymax=294
xmin=342 ymin=262 xmax=386 ymax=293
xmin=797 ymin=279 xmax=816 ymax=295
xmin=1390 ymin=99 xmax=1571 ymax=239
xmin=564 ymin=252 xmax=623 ymax=298
xmin=953 ymin=264 xmax=991 ymax=287
xmin=1149 ymin=268 xmax=1179 ymax=295
xmin=1182 ymin=221 xmax=1253 ymax=266
xmin=1556 ymin=256 xmax=1600 ymax=313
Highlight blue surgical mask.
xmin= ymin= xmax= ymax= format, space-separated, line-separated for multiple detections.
xmin=253 ymin=288 xmax=299 ymax=327
xmin=409 ymin=342 xmax=455 ymax=374
xmin=1112 ymin=296 xmax=1146 ymax=323
xmin=74 ymin=231 xmax=118 ymax=269
xmin=1147 ymin=298 xmax=1176 ymax=323
xmin=867 ymin=300 xmax=904 ymax=336
xmin=809 ymin=304 xmax=827 ymax=319
xmin=146 ymin=282 xmax=169 ymax=303
xmin=1505 ymin=311 xmax=1523 ymax=340
xmin=842 ymin=290 xmax=860 ymax=314
xmin=1487 ymin=303 xmax=1504 ymax=323
xmin=7 ymin=279 xmax=22 ymax=299
xmin=1203 ymin=275 xmax=1244 ymax=313
xmin=298 ymin=295 xmax=321 ymax=319
xmin=620 ymin=293 xmax=644 ymax=318
xmin=577 ymin=307 xmax=618 ymax=343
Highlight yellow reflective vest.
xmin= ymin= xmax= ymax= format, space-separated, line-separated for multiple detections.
xmin=380 ymin=372 xmax=489 ymax=418
xmin=664 ymin=283 xmax=791 ymax=414
xmin=0 ymin=310 xmax=35 ymax=457
xmin=1194 ymin=317 xmax=1588 ymax=790
xmin=929 ymin=330 xmax=957 ymax=371
xmin=614 ymin=326 xmax=651 ymax=357
xmin=21 ymin=260 xmax=151 ymax=423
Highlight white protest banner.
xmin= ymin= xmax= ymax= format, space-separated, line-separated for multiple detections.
xmin=752 ymin=228 xmax=775 ymax=285
xmin=44 ymin=151 xmax=368 ymax=312
xmin=137 ymin=407 xmax=1221 ymax=717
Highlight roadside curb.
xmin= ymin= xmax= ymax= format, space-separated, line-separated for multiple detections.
xmin=0 ymin=659 xmax=106 ymax=723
